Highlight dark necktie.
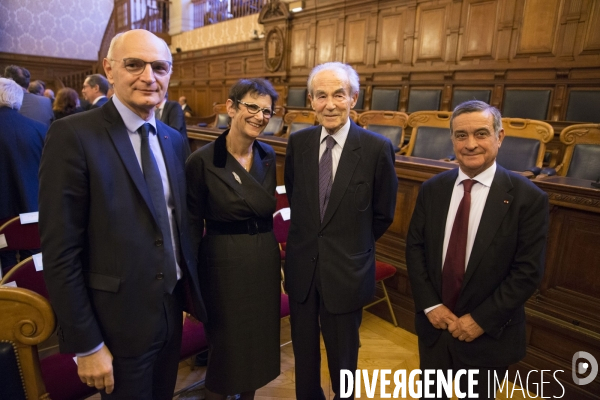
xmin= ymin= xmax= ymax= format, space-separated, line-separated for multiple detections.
xmin=442 ymin=179 xmax=476 ymax=312
xmin=138 ymin=123 xmax=177 ymax=293
xmin=318 ymin=135 xmax=335 ymax=222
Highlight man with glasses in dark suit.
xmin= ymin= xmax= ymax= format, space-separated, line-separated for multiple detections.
xmin=39 ymin=29 xmax=206 ymax=399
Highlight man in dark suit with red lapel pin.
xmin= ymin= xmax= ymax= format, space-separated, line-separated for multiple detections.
xmin=406 ymin=100 xmax=549 ymax=399
xmin=284 ymin=62 xmax=398 ymax=400
xmin=39 ymin=29 xmax=206 ymax=399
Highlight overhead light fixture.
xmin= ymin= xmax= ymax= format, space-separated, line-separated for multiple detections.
xmin=289 ymin=1 xmax=304 ymax=13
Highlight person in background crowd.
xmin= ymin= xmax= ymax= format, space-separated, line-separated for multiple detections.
xmin=39 ymin=29 xmax=206 ymax=399
xmin=179 ymin=95 xmax=193 ymax=117
xmin=186 ymin=78 xmax=281 ymax=400
xmin=3 ymin=65 xmax=54 ymax=126
xmin=156 ymin=92 xmax=190 ymax=153
xmin=0 ymin=78 xmax=47 ymax=272
xmin=28 ymin=80 xmax=44 ymax=95
xmin=284 ymin=62 xmax=398 ymax=400
xmin=82 ymin=74 xmax=109 ymax=109
xmin=406 ymin=100 xmax=549 ymax=399
xmin=53 ymin=87 xmax=83 ymax=120
xmin=44 ymin=88 xmax=55 ymax=104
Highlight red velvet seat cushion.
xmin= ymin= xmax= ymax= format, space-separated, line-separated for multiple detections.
xmin=40 ymin=353 xmax=97 ymax=400
xmin=180 ymin=318 xmax=208 ymax=360
xmin=375 ymin=261 xmax=396 ymax=281
xmin=280 ymin=293 xmax=290 ymax=318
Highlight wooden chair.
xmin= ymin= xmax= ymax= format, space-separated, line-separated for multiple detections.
xmin=407 ymin=89 xmax=442 ymax=113
xmin=283 ymin=110 xmax=317 ymax=136
xmin=0 ymin=256 xmax=48 ymax=300
xmin=0 ymin=286 xmax=56 ymax=400
xmin=363 ymin=261 xmax=398 ymax=327
xmin=357 ymin=111 xmax=409 ymax=152
xmin=371 ymin=88 xmax=400 ymax=111
xmin=498 ymin=118 xmax=554 ymax=174
xmin=0 ymin=215 xmax=41 ymax=276
xmin=405 ymin=111 xmax=453 ymax=160
xmin=555 ymin=124 xmax=600 ymax=180
xmin=502 ymin=89 xmax=551 ymax=120
xmin=210 ymin=103 xmax=230 ymax=129
xmin=349 ymin=109 xmax=359 ymax=123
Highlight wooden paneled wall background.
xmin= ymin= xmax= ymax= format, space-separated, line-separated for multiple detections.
xmin=168 ymin=0 xmax=600 ymax=119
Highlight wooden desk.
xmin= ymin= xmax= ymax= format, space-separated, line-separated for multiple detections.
xmin=187 ymin=127 xmax=600 ymax=399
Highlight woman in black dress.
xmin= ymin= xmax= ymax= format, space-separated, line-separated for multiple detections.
xmin=186 ymin=79 xmax=281 ymax=400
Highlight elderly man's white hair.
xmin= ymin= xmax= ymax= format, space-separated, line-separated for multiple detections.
xmin=0 ymin=77 xmax=24 ymax=110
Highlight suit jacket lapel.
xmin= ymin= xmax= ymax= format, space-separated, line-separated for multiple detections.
xmin=156 ymin=121 xmax=183 ymax=229
xmin=461 ymin=166 xmax=513 ymax=289
xmin=104 ymin=102 xmax=159 ymax=224
xmin=302 ymin=127 xmax=322 ymax=227
xmin=431 ymin=170 xmax=458 ymax=293
xmin=320 ymin=123 xmax=361 ymax=227
xmin=208 ymin=131 xmax=276 ymax=216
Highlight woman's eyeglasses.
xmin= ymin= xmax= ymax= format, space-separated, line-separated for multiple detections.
xmin=238 ymin=101 xmax=273 ymax=118
xmin=112 ymin=58 xmax=172 ymax=76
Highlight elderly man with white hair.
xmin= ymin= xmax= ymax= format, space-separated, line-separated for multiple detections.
xmin=0 ymin=77 xmax=47 ymax=270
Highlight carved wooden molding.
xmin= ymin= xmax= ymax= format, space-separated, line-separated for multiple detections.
xmin=264 ymin=27 xmax=285 ymax=72
xmin=548 ymin=192 xmax=600 ymax=210
xmin=561 ymin=127 xmax=590 ymax=144
xmin=258 ymin=0 xmax=290 ymax=23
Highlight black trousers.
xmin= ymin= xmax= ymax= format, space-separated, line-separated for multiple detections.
xmin=101 ymin=282 xmax=184 ymax=400
xmin=419 ymin=330 xmax=508 ymax=400
xmin=290 ymin=267 xmax=363 ymax=400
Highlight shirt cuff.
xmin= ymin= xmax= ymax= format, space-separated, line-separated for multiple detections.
xmin=76 ymin=342 xmax=104 ymax=357
xmin=424 ymin=304 xmax=443 ymax=314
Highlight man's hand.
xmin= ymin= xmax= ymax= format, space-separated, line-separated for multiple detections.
xmin=77 ymin=345 xmax=115 ymax=394
xmin=448 ymin=313 xmax=484 ymax=342
xmin=426 ymin=305 xmax=458 ymax=329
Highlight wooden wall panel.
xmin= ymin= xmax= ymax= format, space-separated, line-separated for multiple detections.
xmin=582 ymin=0 xmax=600 ymax=52
xmin=459 ymin=0 xmax=499 ymax=60
xmin=345 ymin=18 xmax=367 ymax=64
xmin=377 ymin=12 xmax=404 ymax=65
xmin=414 ymin=4 xmax=449 ymax=63
xmin=194 ymin=63 xmax=208 ymax=78
xmin=246 ymin=55 xmax=265 ymax=75
xmin=316 ymin=22 xmax=336 ymax=65
xmin=209 ymin=61 xmax=225 ymax=78
xmin=516 ymin=0 xmax=562 ymax=55
xmin=290 ymin=28 xmax=308 ymax=68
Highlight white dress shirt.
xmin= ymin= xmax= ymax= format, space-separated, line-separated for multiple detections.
xmin=318 ymin=119 xmax=351 ymax=180
xmin=425 ymin=162 xmax=496 ymax=314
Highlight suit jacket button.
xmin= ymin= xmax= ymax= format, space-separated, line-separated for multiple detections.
xmin=155 ymin=239 xmax=163 ymax=247
xmin=156 ymin=272 xmax=164 ymax=280
xmin=318 ymin=232 xmax=323 ymax=238
xmin=311 ymin=257 xmax=317 ymax=262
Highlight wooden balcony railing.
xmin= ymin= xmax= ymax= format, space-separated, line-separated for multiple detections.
xmin=192 ymin=0 xmax=267 ymax=28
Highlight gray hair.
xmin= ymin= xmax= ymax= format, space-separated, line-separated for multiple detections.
xmin=307 ymin=62 xmax=359 ymax=96
xmin=0 ymin=77 xmax=24 ymax=110
xmin=107 ymin=30 xmax=172 ymax=63
xmin=450 ymin=100 xmax=503 ymax=137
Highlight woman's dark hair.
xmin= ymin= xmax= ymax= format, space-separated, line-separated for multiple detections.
xmin=228 ymin=78 xmax=279 ymax=110
xmin=53 ymin=87 xmax=79 ymax=114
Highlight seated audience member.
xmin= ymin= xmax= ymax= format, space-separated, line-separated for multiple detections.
xmin=0 ymin=78 xmax=47 ymax=270
xmin=53 ymin=87 xmax=83 ymax=120
xmin=82 ymin=74 xmax=109 ymax=109
xmin=44 ymin=88 xmax=55 ymax=104
xmin=406 ymin=100 xmax=549 ymax=400
xmin=179 ymin=95 xmax=193 ymax=117
xmin=4 ymin=65 xmax=54 ymax=126
xmin=28 ymin=80 xmax=44 ymax=95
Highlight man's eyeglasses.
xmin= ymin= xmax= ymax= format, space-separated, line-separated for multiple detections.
xmin=238 ymin=101 xmax=273 ymax=118
xmin=112 ymin=58 xmax=172 ymax=76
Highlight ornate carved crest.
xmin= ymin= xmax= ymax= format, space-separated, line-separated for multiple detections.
xmin=264 ymin=27 xmax=284 ymax=72
xmin=258 ymin=0 xmax=289 ymax=23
